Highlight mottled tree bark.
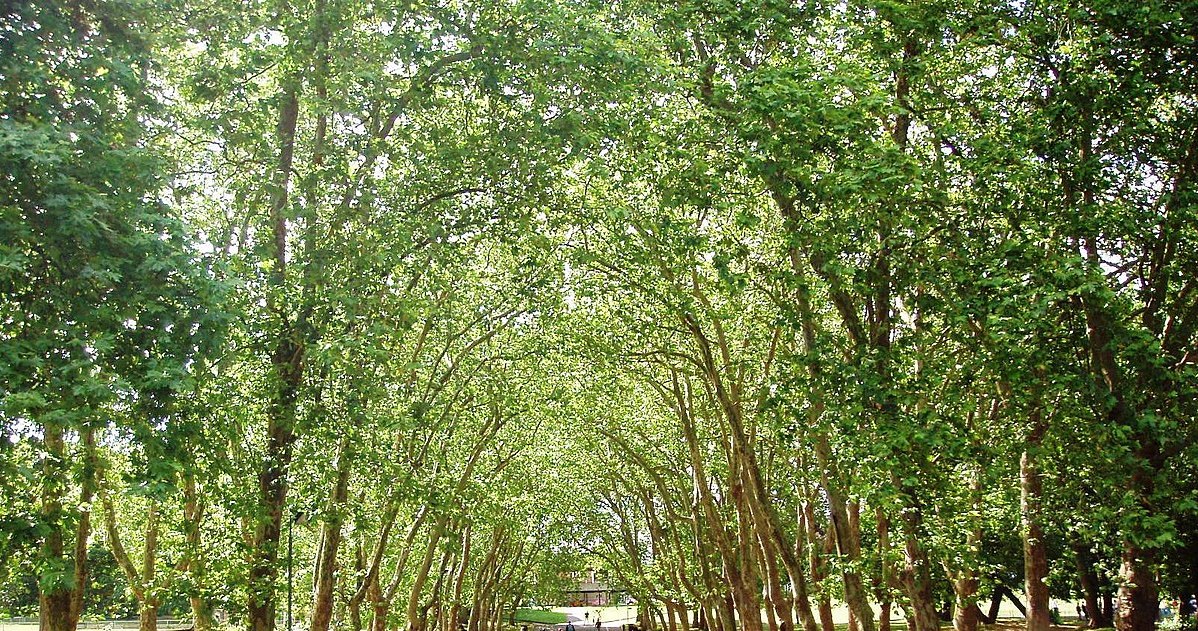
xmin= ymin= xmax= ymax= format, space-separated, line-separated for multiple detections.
xmin=182 ymin=473 xmax=215 ymax=631
xmin=248 ymin=53 xmax=304 ymax=631
xmin=1021 ymin=408 xmax=1051 ymax=631
xmin=1117 ymin=521 xmax=1158 ymax=631
xmin=310 ymin=437 xmax=353 ymax=631
xmin=897 ymin=507 xmax=942 ymax=631
xmin=875 ymin=508 xmax=892 ymax=631
xmin=1073 ymin=544 xmax=1111 ymax=629
xmin=39 ymin=422 xmax=73 ymax=631
xmin=952 ymin=468 xmax=983 ymax=631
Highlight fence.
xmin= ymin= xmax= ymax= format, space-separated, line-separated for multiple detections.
xmin=0 ymin=619 xmax=193 ymax=631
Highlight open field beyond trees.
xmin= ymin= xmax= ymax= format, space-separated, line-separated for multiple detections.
xmin=1 ymin=2 xmax=1196 ymax=631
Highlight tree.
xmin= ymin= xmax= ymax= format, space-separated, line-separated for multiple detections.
xmin=1 ymin=3 xmax=220 ymax=630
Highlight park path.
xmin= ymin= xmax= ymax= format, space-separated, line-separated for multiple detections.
xmin=550 ymin=607 xmax=637 ymax=631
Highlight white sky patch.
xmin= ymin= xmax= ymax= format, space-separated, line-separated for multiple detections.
xmin=563 ymin=260 xmax=576 ymax=310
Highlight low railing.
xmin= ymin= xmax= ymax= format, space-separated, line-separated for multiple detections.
xmin=0 ymin=619 xmax=193 ymax=631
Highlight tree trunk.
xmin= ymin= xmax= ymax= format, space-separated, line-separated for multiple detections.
xmin=371 ymin=600 xmax=390 ymax=631
xmin=1003 ymin=586 xmax=1027 ymax=617
xmin=980 ymin=589 xmax=1001 ymax=625
xmin=349 ymin=539 xmax=366 ymax=631
xmin=815 ymin=441 xmax=874 ymax=631
xmin=350 ymin=599 xmax=363 ymax=631
xmin=103 ymin=474 xmax=171 ymax=631
xmin=406 ymin=525 xmax=447 ymax=631
xmin=1115 ymin=436 xmax=1161 ymax=631
xmin=37 ymin=425 xmax=95 ymax=631
xmin=247 ymin=402 xmax=298 ymax=631
xmin=39 ymin=421 xmax=74 ymax=631
xmin=899 ymin=522 xmax=941 ymax=631
xmin=447 ymin=525 xmax=473 ymax=631
xmin=311 ymin=436 xmax=353 ymax=631
xmin=68 ymin=428 xmax=96 ymax=629
xmin=183 ymin=485 xmax=216 ymax=631
xmin=1021 ymin=408 xmax=1051 ymax=631
xmin=1075 ymin=233 xmax=1164 ymax=631
xmin=1073 ymin=544 xmax=1111 ymax=629
xmin=875 ymin=508 xmax=892 ymax=631
xmin=1116 ymin=542 xmax=1157 ymax=631
xmin=718 ymin=594 xmax=736 ymax=631
xmin=820 ymin=477 xmax=874 ymax=631
xmin=140 ymin=599 xmax=160 ymax=631
xmin=669 ymin=373 xmax=754 ymax=631
xmin=847 ymin=501 xmax=863 ymax=631
xmin=952 ymin=578 xmax=981 ymax=631
xmin=190 ymin=596 xmax=216 ymax=631
xmin=952 ymin=468 xmax=983 ymax=631
xmin=801 ymin=501 xmax=835 ymax=631
xmin=248 ymin=57 xmax=305 ymax=631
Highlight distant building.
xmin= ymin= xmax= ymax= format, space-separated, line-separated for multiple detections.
xmin=561 ymin=568 xmax=625 ymax=606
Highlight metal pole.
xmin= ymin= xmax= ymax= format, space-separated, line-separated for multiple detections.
xmin=288 ymin=514 xmax=294 ymax=631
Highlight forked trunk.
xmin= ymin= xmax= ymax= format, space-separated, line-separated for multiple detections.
xmin=952 ymin=577 xmax=981 ymax=631
xmin=180 ymin=472 xmax=214 ymax=631
xmin=1074 ymin=544 xmax=1111 ymax=629
xmin=895 ymin=499 xmax=940 ymax=631
xmin=819 ymin=468 xmax=874 ymax=631
xmin=665 ymin=604 xmax=681 ymax=631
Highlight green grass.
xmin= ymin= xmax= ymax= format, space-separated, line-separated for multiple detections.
xmin=513 ymin=609 xmax=568 ymax=625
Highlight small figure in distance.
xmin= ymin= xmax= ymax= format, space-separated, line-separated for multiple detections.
xmin=595 ymin=613 xmax=602 ymax=631
xmin=584 ymin=613 xmax=590 ymax=622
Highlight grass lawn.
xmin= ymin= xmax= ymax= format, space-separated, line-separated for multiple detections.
xmin=514 ymin=609 xmax=568 ymax=625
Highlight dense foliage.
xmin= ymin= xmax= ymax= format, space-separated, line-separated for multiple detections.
xmin=1 ymin=1 xmax=1195 ymax=631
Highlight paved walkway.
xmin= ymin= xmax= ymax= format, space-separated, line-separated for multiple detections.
xmin=546 ymin=607 xmax=638 ymax=631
